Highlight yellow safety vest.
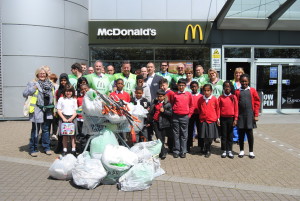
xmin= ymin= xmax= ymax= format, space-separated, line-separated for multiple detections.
xmin=29 ymin=88 xmax=55 ymax=113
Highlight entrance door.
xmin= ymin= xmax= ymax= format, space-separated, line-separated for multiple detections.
xmin=281 ymin=65 xmax=300 ymax=110
xmin=256 ymin=65 xmax=278 ymax=110
xmin=257 ymin=64 xmax=300 ymax=112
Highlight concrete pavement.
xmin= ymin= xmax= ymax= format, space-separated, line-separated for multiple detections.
xmin=0 ymin=114 xmax=300 ymax=200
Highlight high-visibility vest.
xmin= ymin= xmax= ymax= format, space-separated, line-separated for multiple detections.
xmin=29 ymin=88 xmax=55 ymax=114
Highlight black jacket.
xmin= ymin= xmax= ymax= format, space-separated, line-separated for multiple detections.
xmin=149 ymin=98 xmax=172 ymax=129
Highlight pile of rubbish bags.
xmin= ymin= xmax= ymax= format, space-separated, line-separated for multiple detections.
xmin=49 ymin=130 xmax=165 ymax=191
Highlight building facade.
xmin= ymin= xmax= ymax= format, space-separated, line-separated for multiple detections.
xmin=0 ymin=0 xmax=299 ymax=118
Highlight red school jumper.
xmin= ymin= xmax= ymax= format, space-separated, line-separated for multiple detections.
xmin=191 ymin=93 xmax=203 ymax=115
xmin=170 ymin=91 xmax=193 ymax=116
xmin=198 ymin=96 xmax=220 ymax=123
xmin=218 ymin=94 xmax=238 ymax=120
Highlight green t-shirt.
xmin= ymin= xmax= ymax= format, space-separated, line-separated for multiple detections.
xmin=209 ymin=79 xmax=224 ymax=98
xmin=194 ymin=74 xmax=209 ymax=88
xmin=171 ymin=73 xmax=186 ymax=84
xmin=68 ymin=74 xmax=78 ymax=89
xmin=84 ymin=73 xmax=112 ymax=95
xmin=113 ymin=73 xmax=137 ymax=95
xmin=156 ymin=72 xmax=173 ymax=86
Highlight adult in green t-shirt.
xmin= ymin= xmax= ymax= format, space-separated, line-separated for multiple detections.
xmin=156 ymin=61 xmax=173 ymax=87
xmin=208 ymin=68 xmax=224 ymax=98
xmin=193 ymin=65 xmax=209 ymax=89
xmin=84 ymin=60 xmax=112 ymax=95
xmin=68 ymin=63 xmax=83 ymax=89
xmin=170 ymin=63 xmax=187 ymax=91
xmin=113 ymin=61 xmax=136 ymax=95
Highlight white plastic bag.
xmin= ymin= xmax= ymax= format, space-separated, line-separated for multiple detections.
xmin=90 ymin=128 xmax=119 ymax=159
xmin=72 ymin=158 xmax=107 ymax=190
xmin=101 ymin=144 xmax=138 ymax=185
xmin=82 ymin=92 xmax=102 ymax=117
xmin=48 ymin=154 xmax=77 ymax=180
xmin=130 ymin=140 xmax=162 ymax=159
xmin=151 ymin=157 xmax=165 ymax=178
xmin=105 ymin=112 xmax=127 ymax=124
xmin=118 ymin=160 xmax=155 ymax=191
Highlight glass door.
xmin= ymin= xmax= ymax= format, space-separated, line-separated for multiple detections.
xmin=281 ymin=65 xmax=300 ymax=110
xmin=256 ymin=65 xmax=278 ymax=110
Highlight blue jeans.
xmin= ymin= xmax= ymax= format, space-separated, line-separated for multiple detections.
xmin=29 ymin=120 xmax=51 ymax=153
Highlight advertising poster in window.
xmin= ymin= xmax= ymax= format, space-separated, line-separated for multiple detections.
xmin=168 ymin=62 xmax=193 ymax=74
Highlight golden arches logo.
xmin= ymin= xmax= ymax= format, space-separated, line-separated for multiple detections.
xmin=184 ymin=24 xmax=203 ymax=41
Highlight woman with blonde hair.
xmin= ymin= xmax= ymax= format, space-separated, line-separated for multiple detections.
xmin=231 ymin=67 xmax=245 ymax=89
xmin=208 ymin=68 xmax=224 ymax=98
xmin=23 ymin=67 xmax=55 ymax=157
xmin=184 ymin=67 xmax=194 ymax=92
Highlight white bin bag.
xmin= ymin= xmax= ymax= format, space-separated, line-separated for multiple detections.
xmin=48 ymin=154 xmax=77 ymax=180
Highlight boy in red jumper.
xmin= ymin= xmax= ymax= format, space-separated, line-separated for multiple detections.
xmin=110 ymin=78 xmax=131 ymax=103
xmin=159 ymin=78 xmax=175 ymax=152
xmin=169 ymin=79 xmax=193 ymax=158
xmin=218 ymin=81 xmax=238 ymax=159
xmin=187 ymin=81 xmax=203 ymax=153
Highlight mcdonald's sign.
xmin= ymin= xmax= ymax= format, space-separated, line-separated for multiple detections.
xmin=184 ymin=24 xmax=203 ymax=41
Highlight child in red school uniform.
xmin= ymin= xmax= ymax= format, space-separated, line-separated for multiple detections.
xmin=149 ymin=89 xmax=172 ymax=159
xmin=187 ymin=81 xmax=203 ymax=153
xmin=218 ymin=81 xmax=238 ymax=159
xmin=110 ymin=78 xmax=131 ymax=103
xmin=235 ymin=74 xmax=260 ymax=159
xmin=159 ymin=78 xmax=175 ymax=152
xmin=169 ymin=79 xmax=193 ymax=158
xmin=198 ymin=84 xmax=220 ymax=158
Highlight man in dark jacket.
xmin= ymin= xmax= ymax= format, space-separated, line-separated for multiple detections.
xmin=149 ymin=89 xmax=172 ymax=159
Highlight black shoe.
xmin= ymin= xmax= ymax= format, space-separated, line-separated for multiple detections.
xmin=160 ymin=153 xmax=167 ymax=160
xmin=238 ymin=154 xmax=244 ymax=158
xmin=173 ymin=153 xmax=179 ymax=158
xmin=249 ymin=155 xmax=255 ymax=159
xmin=61 ymin=151 xmax=67 ymax=157
xmin=180 ymin=153 xmax=186 ymax=158
xmin=200 ymin=147 xmax=206 ymax=154
xmin=71 ymin=151 xmax=77 ymax=157
xmin=205 ymin=151 xmax=211 ymax=158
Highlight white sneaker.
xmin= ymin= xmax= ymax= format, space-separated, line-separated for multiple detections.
xmin=228 ymin=151 xmax=234 ymax=159
xmin=221 ymin=151 xmax=226 ymax=158
xmin=51 ymin=135 xmax=58 ymax=141
xmin=249 ymin=152 xmax=255 ymax=159
xmin=238 ymin=150 xmax=244 ymax=158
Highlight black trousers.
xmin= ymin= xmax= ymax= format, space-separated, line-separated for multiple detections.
xmin=166 ymin=127 xmax=173 ymax=151
xmin=153 ymin=121 xmax=168 ymax=156
xmin=188 ymin=114 xmax=201 ymax=151
xmin=238 ymin=129 xmax=254 ymax=152
xmin=220 ymin=117 xmax=234 ymax=151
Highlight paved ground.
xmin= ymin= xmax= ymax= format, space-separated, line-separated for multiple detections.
xmin=0 ymin=114 xmax=300 ymax=200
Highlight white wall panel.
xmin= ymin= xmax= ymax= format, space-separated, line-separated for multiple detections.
xmin=64 ymin=30 xmax=89 ymax=60
xmin=2 ymin=56 xmax=66 ymax=87
xmin=2 ymin=0 xmax=65 ymax=28
xmin=141 ymin=0 xmax=167 ymax=19
xmin=89 ymin=0 xmax=117 ymax=20
xmin=68 ymin=0 xmax=88 ymax=8
xmin=117 ymin=0 xmax=142 ymax=19
xmin=191 ymin=0 xmax=211 ymax=20
xmin=167 ymin=0 xmax=192 ymax=20
xmin=2 ymin=25 xmax=64 ymax=57
xmin=65 ymin=1 xmax=88 ymax=33
xmin=3 ymin=87 xmax=27 ymax=118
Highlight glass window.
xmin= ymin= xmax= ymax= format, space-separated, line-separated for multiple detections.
xmin=89 ymin=46 xmax=211 ymax=73
xmin=225 ymin=47 xmax=251 ymax=58
xmin=255 ymin=48 xmax=300 ymax=58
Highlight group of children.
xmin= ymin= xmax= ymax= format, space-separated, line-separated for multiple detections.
xmin=53 ymin=71 xmax=260 ymax=160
